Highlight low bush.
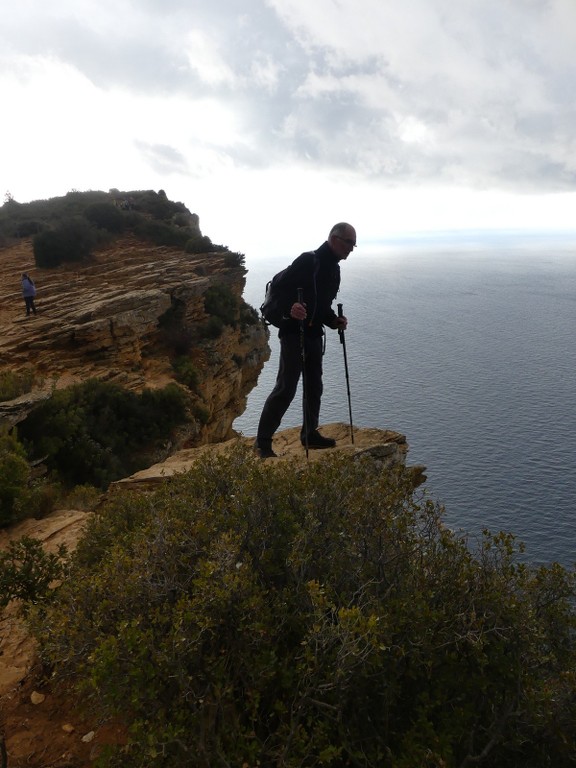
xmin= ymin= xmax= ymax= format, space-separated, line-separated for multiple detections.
xmin=14 ymin=219 xmax=45 ymax=237
xmin=240 ymin=303 xmax=260 ymax=328
xmin=198 ymin=315 xmax=224 ymax=339
xmin=184 ymin=234 xmax=215 ymax=254
xmin=0 ymin=536 xmax=68 ymax=611
xmin=190 ymin=402 xmax=210 ymax=425
xmin=33 ymin=217 xmax=95 ymax=267
xmin=0 ymin=369 xmax=36 ymax=402
xmin=171 ymin=356 xmax=200 ymax=392
xmin=133 ymin=219 xmax=189 ymax=248
xmin=14 ymin=479 xmax=61 ymax=521
xmin=60 ymin=483 xmax=101 ymax=511
xmin=132 ymin=189 xmax=174 ymax=220
xmin=0 ymin=429 xmax=31 ymax=527
xmin=203 ymin=283 xmax=238 ymax=327
xmin=223 ymin=251 xmax=245 ymax=268
xmin=35 ymin=448 xmax=576 ymax=767
xmin=85 ymin=203 xmax=126 ymax=233
xmin=18 ymin=380 xmax=188 ymax=489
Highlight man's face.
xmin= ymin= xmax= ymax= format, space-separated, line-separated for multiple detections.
xmin=330 ymin=227 xmax=357 ymax=260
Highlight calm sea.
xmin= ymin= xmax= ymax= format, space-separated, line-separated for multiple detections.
xmin=234 ymin=233 xmax=576 ymax=567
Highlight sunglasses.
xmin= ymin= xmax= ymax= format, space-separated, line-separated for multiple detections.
xmin=335 ymin=235 xmax=356 ymax=248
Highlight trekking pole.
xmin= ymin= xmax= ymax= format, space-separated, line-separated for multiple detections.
xmin=337 ymin=303 xmax=354 ymax=444
xmin=298 ymin=288 xmax=309 ymax=459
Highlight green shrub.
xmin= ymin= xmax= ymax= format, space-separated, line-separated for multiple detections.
xmin=171 ymin=356 xmax=200 ymax=391
xmin=0 ymin=369 xmax=36 ymax=402
xmin=240 ymin=303 xmax=260 ymax=327
xmin=223 ymin=251 xmax=245 ymax=268
xmin=35 ymin=448 xmax=576 ymax=767
xmin=0 ymin=536 xmax=68 ymax=610
xmin=61 ymin=483 xmax=101 ymax=510
xmin=134 ymin=219 xmax=189 ymax=248
xmin=33 ymin=217 xmax=95 ymax=267
xmin=198 ymin=316 xmax=224 ymax=339
xmin=0 ymin=189 xmax=206 ymax=251
xmin=132 ymin=189 xmax=173 ymax=220
xmin=171 ymin=212 xmax=197 ymax=229
xmin=85 ymin=203 xmax=126 ymax=233
xmin=203 ymin=283 xmax=238 ymax=327
xmin=14 ymin=219 xmax=45 ymax=237
xmin=184 ymin=234 xmax=215 ymax=254
xmin=14 ymin=479 xmax=61 ymax=520
xmin=190 ymin=402 xmax=210 ymax=425
xmin=0 ymin=429 xmax=31 ymax=527
xmin=17 ymin=380 xmax=188 ymax=489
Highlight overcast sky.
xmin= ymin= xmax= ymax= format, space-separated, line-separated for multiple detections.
xmin=2 ymin=0 xmax=575 ymax=258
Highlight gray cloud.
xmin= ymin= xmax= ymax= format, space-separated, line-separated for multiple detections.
xmin=135 ymin=142 xmax=189 ymax=175
xmin=1 ymin=0 xmax=575 ymax=193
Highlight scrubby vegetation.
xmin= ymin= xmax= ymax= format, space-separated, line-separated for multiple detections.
xmin=0 ymin=377 xmax=189 ymax=528
xmin=203 ymin=282 xmax=239 ymax=327
xmin=0 ymin=429 xmax=33 ymax=527
xmin=171 ymin=356 xmax=201 ymax=391
xmin=33 ymin=216 xmax=95 ymax=267
xmin=0 ymin=536 xmax=68 ymax=610
xmin=31 ymin=447 xmax=576 ymax=768
xmin=0 ymin=368 xmax=37 ymax=402
xmin=0 ymin=188 xmax=231 ymax=268
xmin=0 ymin=426 xmax=102 ymax=527
xmin=223 ymin=250 xmax=245 ymax=268
xmin=17 ymin=379 xmax=188 ymax=490
xmin=84 ymin=202 xmax=126 ymax=233
xmin=185 ymin=233 xmax=217 ymax=254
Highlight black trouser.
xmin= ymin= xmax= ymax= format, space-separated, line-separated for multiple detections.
xmin=24 ymin=297 xmax=36 ymax=315
xmin=257 ymin=332 xmax=323 ymax=442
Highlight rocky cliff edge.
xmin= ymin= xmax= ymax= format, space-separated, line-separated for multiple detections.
xmin=0 ymin=232 xmax=270 ymax=445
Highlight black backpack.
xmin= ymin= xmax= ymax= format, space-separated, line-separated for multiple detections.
xmin=260 ymin=252 xmax=318 ymax=327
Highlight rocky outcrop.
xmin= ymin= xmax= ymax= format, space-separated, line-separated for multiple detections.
xmin=0 ymin=234 xmax=270 ymax=444
xmin=112 ymin=422 xmax=422 ymax=489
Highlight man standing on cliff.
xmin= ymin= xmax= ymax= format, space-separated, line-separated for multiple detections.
xmin=255 ymin=222 xmax=356 ymax=459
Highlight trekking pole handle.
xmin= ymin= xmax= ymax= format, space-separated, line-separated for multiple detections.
xmin=337 ymin=303 xmax=344 ymax=342
xmin=297 ymin=288 xmax=305 ymax=324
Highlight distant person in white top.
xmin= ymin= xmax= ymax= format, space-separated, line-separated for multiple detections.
xmin=21 ymin=273 xmax=37 ymax=316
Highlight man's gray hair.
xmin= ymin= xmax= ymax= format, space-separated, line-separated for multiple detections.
xmin=329 ymin=222 xmax=351 ymax=238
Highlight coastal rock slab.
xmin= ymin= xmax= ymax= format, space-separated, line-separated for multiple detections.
xmin=113 ymin=423 xmax=426 ymax=490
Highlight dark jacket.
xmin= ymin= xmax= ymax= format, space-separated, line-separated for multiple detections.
xmin=275 ymin=241 xmax=341 ymax=338
xmin=22 ymin=277 xmax=36 ymax=298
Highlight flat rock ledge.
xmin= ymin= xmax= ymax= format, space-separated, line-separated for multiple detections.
xmin=112 ymin=423 xmax=427 ymax=490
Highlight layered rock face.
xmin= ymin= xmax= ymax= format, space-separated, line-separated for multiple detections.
xmin=0 ymin=234 xmax=270 ymax=444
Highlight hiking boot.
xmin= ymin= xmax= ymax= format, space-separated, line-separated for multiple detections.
xmin=301 ymin=430 xmax=336 ymax=449
xmin=254 ymin=439 xmax=277 ymax=459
